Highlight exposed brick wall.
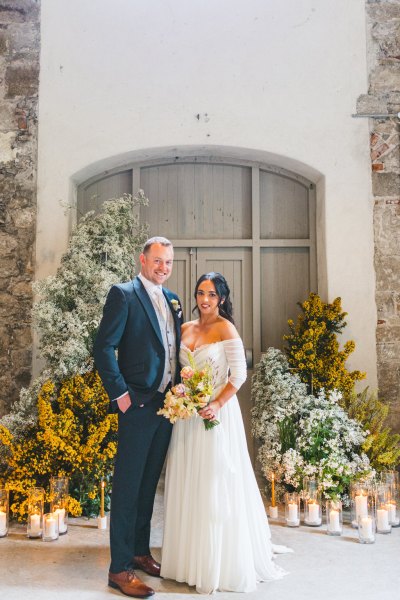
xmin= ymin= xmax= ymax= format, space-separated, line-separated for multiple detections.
xmin=0 ymin=1 xmax=40 ymax=415
xmin=358 ymin=1 xmax=400 ymax=431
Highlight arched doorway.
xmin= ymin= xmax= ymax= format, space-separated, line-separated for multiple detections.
xmin=78 ymin=156 xmax=317 ymax=459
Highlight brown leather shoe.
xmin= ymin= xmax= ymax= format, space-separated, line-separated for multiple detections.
xmin=108 ymin=570 xmax=155 ymax=598
xmin=133 ymin=554 xmax=161 ymax=578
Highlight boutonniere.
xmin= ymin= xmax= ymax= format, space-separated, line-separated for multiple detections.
xmin=171 ymin=299 xmax=182 ymax=318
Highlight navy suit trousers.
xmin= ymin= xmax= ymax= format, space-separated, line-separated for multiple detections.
xmin=109 ymin=392 xmax=172 ymax=573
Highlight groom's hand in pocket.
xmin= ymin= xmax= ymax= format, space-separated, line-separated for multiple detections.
xmin=117 ymin=391 xmax=132 ymax=413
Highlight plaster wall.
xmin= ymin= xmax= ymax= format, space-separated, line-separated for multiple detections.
xmin=36 ymin=0 xmax=377 ymax=386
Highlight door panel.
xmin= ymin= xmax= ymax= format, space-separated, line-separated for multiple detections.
xmin=140 ymin=163 xmax=252 ymax=239
xmin=196 ymin=248 xmax=255 ymax=461
xmin=78 ymin=170 xmax=132 ymax=215
xmin=260 ymin=247 xmax=311 ymax=351
xmin=196 ymin=248 xmax=252 ymax=348
xmin=260 ymin=170 xmax=309 ymax=239
xmin=166 ymin=248 xmax=194 ymax=322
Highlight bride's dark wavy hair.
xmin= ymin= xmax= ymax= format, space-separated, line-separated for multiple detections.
xmin=193 ymin=272 xmax=235 ymax=324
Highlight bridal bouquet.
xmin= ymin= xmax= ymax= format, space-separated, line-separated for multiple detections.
xmin=157 ymin=355 xmax=219 ymax=430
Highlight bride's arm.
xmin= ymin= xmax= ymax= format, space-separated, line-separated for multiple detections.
xmin=199 ymin=337 xmax=247 ymax=420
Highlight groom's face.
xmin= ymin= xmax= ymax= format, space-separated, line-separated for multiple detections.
xmin=140 ymin=243 xmax=174 ymax=286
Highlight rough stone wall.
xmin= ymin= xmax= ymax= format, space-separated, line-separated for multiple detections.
xmin=0 ymin=1 xmax=40 ymax=416
xmin=357 ymin=0 xmax=400 ymax=431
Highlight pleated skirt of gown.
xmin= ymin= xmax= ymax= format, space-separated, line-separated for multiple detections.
xmin=160 ymin=389 xmax=286 ymax=593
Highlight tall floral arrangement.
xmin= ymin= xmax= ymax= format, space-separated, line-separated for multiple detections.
xmin=284 ymin=293 xmax=365 ymax=395
xmin=33 ymin=191 xmax=148 ymax=381
xmin=251 ymin=348 xmax=372 ymax=500
xmin=1 ymin=192 xmax=147 ymax=439
xmin=0 ymin=192 xmax=148 ymax=516
xmin=283 ymin=292 xmax=400 ymax=474
xmin=0 ymin=371 xmax=117 ymax=520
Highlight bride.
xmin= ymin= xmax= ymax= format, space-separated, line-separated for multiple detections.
xmin=160 ymin=272 xmax=288 ymax=593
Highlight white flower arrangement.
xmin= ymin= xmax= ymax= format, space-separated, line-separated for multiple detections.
xmin=251 ymin=348 xmax=373 ymax=500
xmin=0 ymin=192 xmax=149 ymax=447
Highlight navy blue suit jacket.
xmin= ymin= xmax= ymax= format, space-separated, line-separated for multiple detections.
xmin=93 ymin=277 xmax=183 ymax=413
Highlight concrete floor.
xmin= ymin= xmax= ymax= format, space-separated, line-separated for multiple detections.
xmin=1 ymin=491 xmax=399 ymax=600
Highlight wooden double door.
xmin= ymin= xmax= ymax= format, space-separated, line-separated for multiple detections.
xmin=78 ymin=157 xmax=317 ymax=461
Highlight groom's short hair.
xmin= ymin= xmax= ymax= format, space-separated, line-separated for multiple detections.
xmin=142 ymin=236 xmax=173 ymax=254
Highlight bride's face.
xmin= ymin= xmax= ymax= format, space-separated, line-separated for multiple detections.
xmin=196 ymin=279 xmax=219 ymax=317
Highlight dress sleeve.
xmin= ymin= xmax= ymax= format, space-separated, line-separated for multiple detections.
xmin=222 ymin=338 xmax=247 ymax=390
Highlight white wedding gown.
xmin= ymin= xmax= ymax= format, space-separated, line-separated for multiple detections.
xmin=160 ymin=339 xmax=287 ymax=593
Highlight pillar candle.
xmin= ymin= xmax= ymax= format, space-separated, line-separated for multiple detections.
xmin=308 ymin=502 xmax=320 ymax=523
xmin=288 ymin=502 xmax=298 ymax=522
xmin=360 ymin=516 xmax=373 ymax=539
xmin=329 ymin=509 xmax=340 ymax=531
xmin=30 ymin=513 xmax=41 ymax=535
xmin=386 ymin=502 xmax=396 ymax=524
xmin=0 ymin=510 xmax=6 ymax=535
xmin=355 ymin=493 xmax=368 ymax=519
xmin=45 ymin=515 xmax=56 ymax=538
xmin=376 ymin=508 xmax=389 ymax=531
xmin=54 ymin=508 xmax=67 ymax=533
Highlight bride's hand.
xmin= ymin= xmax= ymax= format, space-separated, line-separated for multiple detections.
xmin=199 ymin=400 xmax=220 ymax=420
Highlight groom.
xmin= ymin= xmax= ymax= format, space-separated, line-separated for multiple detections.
xmin=94 ymin=236 xmax=183 ymax=598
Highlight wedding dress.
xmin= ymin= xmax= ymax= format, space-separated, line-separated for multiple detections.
xmin=160 ymin=338 xmax=287 ymax=593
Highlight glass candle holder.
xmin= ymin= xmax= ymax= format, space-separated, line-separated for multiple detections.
xmin=386 ymin=499 xmax=399 ymax=527
xmin=285 ymin=492 xmax=300 ymax=527
xmin=0 ymin=489 xmax=9 ymax=537
xmin=350 ymin=481 xmax=374 ymax=528
xmin=381 ymin=471 xmax=400 ymax=527
xmin=326 ymin=499 xmax=343 ymax=536
xmin=380 ymin=470 xmax=398 ymax=488
xmin=52 ymin=504 xmax=68 ymax=535
xmin=302 ymin=477 xmax=318 ymax=501
xmin=375 ymin=483 xmax=391 ymax=534
xmin=357 ymin=515 xmax=376 ymax=544
xmin=50 ymin=477 xmax=69 ymax=535
xmin=42 ymin=512 xmax=59 ymax=542
xmin=27 ymin=487 xmax=44 ymax=538
xmin=304 ymin=494 xmax=322 ymax=526
xmin=269 ymin=505 xmax=279 ymax=519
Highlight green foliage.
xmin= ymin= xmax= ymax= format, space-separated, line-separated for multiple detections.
xmin=277 ymin=417 xmax=296 ymax=454
xmin=284 ymin=292 xmax=365 ymax=395
xmin=341 ymin=387 xmax=400 ymax=471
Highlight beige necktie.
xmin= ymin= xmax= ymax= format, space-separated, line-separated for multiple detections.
xmin=153 ymin=287 xmax=167 ymax=321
